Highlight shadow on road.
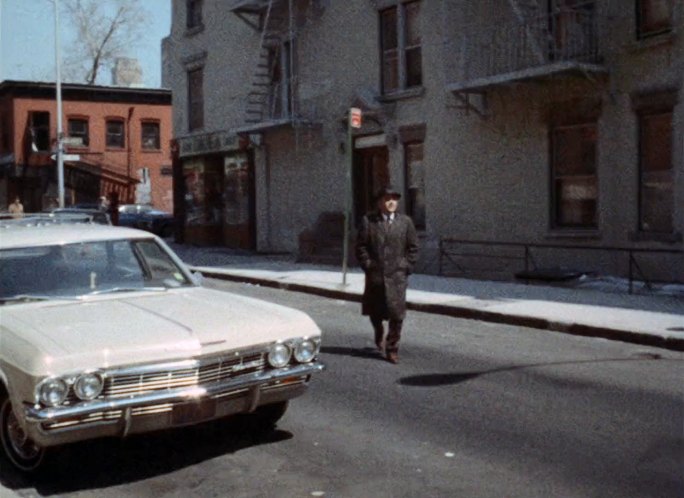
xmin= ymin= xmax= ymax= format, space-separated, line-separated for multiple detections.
xmin=0 ymin=415 xmax=292 ymax=495
xmin=397 ymin=353 xmax=674 ymax=387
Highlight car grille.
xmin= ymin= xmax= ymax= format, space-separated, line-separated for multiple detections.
xmin=42 ymin=350 xmax=278 ymax=432
xmin=104 ymin=351 xmax=266 ymax=398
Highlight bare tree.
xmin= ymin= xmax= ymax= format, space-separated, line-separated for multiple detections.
xmin=60 ymin=0 xmax=149 ymax=85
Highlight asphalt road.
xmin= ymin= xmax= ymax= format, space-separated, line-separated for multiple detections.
xmin=2 ymin=279 xmax=683 ymax=498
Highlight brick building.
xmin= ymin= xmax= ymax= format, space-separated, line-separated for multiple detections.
xmin=162 ymin=0 xmax=682 ymax=283
xmin=0 ymin=80 xmax=173 ymax=213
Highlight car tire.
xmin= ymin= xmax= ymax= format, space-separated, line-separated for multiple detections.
xmin=251 ymin=401 xmax=289 ymax=431
xmin=0 ymin=396 xmax=46 ymax=472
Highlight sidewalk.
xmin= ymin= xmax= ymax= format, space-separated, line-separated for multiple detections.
xmin=167 ymin=243 xmax=684 ymax=352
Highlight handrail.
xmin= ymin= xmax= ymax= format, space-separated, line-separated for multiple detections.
xmin=439 ymin=238 xmax=684 ymax=294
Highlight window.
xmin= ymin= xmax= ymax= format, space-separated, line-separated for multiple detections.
xmin=404 ymin=141 xmax=426 ymax=230
xmin=636 ymin=0 xmax=673 ymax=39
xmin=267 ymin=42 xmax=293 ymax=119
xmin=67 ymin=118 xmax=89 ymax=147
xmin=106 ymin=119 xmax=125 ymax=148
xmin=29 ymin=111 xmax=50 ymax=151
xmin=638 ymin=111 xmax=673 ymax=233
xmin=0 ymin=113 xmax=10 ymax=152
xmin=380 ymin=1 xmax=422 ymax=94
xmin=550 ymin=122 xmax=598 ymax=229
xmin=188 ymin=67 xmax=204 ymax=131
xmin=186 ymin=0 xmax=203 ymax=29
xmin=141 ymin=122 xmax=160 ymax=150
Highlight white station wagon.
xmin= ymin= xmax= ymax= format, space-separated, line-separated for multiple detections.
xmin=0 ymin=215 xmax=324 ymax=472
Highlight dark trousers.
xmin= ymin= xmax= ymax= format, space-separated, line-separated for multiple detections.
xmin=370 ymin=316 xmax=403 ymax=353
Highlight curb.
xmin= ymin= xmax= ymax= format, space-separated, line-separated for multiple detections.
xmin=197 ymin=269 xmax=684 ymax=352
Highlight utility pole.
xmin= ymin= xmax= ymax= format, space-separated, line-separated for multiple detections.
xmin=342 ymin=108 xmax=362 ymax=286
xmin=54 ymin=0 xmax=65 ymax=207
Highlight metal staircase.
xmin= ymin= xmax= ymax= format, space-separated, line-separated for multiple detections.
xmin=230 ymin=0 xmax=298 ymax=132
xmin=245 ymin=0 xmax=286 ymax=126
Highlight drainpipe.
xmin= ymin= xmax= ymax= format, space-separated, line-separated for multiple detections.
xmin=127 ymin=106 xmax=134 ymax=202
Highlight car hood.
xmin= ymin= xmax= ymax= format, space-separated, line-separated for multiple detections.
xmin=1 ymin=287 xmax=321 ymax=376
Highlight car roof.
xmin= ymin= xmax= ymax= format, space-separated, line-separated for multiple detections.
xmin=0 ymin=220 xmax=156 ymax=250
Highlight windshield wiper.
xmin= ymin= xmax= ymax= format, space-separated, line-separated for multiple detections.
xmin=87 ymin=286 xmax=167 ymax=296
xmin=0 ymin=294 xmax=79 ymax=303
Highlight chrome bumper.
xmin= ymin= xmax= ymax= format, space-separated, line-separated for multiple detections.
xmin=25 ymin=362 xmax=325 ymax=423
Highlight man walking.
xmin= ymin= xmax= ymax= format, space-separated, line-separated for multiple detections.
xmin=355 ymin=186 xmax=419 ymax=364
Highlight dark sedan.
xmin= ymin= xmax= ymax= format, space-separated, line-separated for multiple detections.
xmin=117 ymin=204 xmax=175 ymax=237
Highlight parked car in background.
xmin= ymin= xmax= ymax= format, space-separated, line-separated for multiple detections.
xmin=49 ymin=208 xmax=111 ymax=225
xmin=0 ymin=218 xmax=324 ymax=472
xmin=118 ymin=204 xmax=175 ymax=237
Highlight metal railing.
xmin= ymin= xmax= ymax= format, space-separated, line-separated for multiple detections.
xmin=439 ymin=238 xmax=684 ymax=294
xmin=454 ymin=5 xmax=601 ymax=84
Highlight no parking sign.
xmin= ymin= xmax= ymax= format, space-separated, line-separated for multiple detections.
xmin=349 ymin=107 xmax=362 ymax=128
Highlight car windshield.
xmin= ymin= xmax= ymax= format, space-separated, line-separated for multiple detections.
xmin=0 ymin=239 xmax=193 ymax=302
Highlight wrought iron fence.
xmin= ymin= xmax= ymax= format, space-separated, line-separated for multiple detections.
xmin=439 ymin=238 xmax=684 ymax=294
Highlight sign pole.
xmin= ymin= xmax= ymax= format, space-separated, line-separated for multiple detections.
xmin=54 ymin=0 xmax=65 ymax=208
xmin=342 ymin=108 xmax=362 ymax=286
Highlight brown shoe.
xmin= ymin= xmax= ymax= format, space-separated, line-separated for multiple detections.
xmin=375 ymin=339 xmax=384 ymax=352
xmin=386 ymin=352 xmax=399 ymax=364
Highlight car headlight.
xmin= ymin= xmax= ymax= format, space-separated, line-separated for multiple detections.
xmin=293 ymin=338 xmax=319 ymax=363
xmin=268 ymin=343 xmax=291 ymax=368
xmin=38 ymin=378 xmax=68 ymax=407
xmin=73 ymin=372 xmax=104 ymax=400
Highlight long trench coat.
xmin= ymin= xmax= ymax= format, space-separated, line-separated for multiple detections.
xmin=355 ymin=212 xmax=419 ymax=321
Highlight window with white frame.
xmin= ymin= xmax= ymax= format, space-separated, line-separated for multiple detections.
xmin=141 ymin=122 xmax=160 ymax=150
xmin=106 ymin=119 xmax=125 ymax=148
xmin=380 ymin=1 xmax=422 ymax=95
xmin=67 ymin=118 xmax=89 ymax=147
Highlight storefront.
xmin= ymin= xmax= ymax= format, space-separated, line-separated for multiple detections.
xmin=177 ymin=131 xmax=255 ymax=249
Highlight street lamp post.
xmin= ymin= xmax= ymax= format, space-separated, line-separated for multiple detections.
xmin=54 ymin=0 xmax=65 ymax=208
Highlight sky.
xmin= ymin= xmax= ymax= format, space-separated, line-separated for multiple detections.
xmin=0 ymin=0 xmax=171 ymax=88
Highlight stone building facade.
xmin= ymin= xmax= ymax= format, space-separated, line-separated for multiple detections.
xmin=163 ymin=0 xmax=683 ymax=282
xmin=0 ymin=81 xmax=173 ymax=213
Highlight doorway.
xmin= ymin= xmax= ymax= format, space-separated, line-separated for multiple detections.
xmin=352 ymin=145 xmax=389 ymax=228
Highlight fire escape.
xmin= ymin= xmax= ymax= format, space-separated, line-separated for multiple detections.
xmin=446 ymin=0 xmax=608 ymax=117
xmin=229 ymin=0 xmax=317 ymax=135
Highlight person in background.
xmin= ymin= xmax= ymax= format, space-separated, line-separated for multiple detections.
xmin=355 ymin=186 xmax=419 ymax=364
xmin=98 ymin=195 xmax=110 ymax=212
xmin=8 ymin=196 xmax=24 ymax=218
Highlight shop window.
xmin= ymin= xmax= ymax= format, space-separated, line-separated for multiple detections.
xmin=186 ymin=0 xmax=203 ymax=29
xmin=188 ymin=67 xmax=204 ymax=131
xmin=68 ymin=118 xmax=89 ymax=147
xmin=636 ymin=0 xmax=673 ymax=39
xmin=29 ymin=111 xmax=50 ymax=151
xmin=106 ymin=119 xmax=125 ymax=148
xmin=404 ymin=141 xmax=426 ymax=230
xmin=638 ymin=110 xmax=673 ymax=233
xmin=550 ymin=122 xmax=598 ymax=229
xmin=141 ymin=122 xmax=160 ymax=150
xmin=380 ymin=1 xmax=422 ymax=95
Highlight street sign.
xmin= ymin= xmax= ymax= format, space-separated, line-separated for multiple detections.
xmin=50 ymin=154 xmax=80 ymax=162
xmin=63 ymin=136 xmax=83 ymax=147
xmin=349 ymin=107 xmax=362 ymax=129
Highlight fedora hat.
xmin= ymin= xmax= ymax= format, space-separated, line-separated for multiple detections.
xmin=374 ymin=185 xmax=402 ymax=200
